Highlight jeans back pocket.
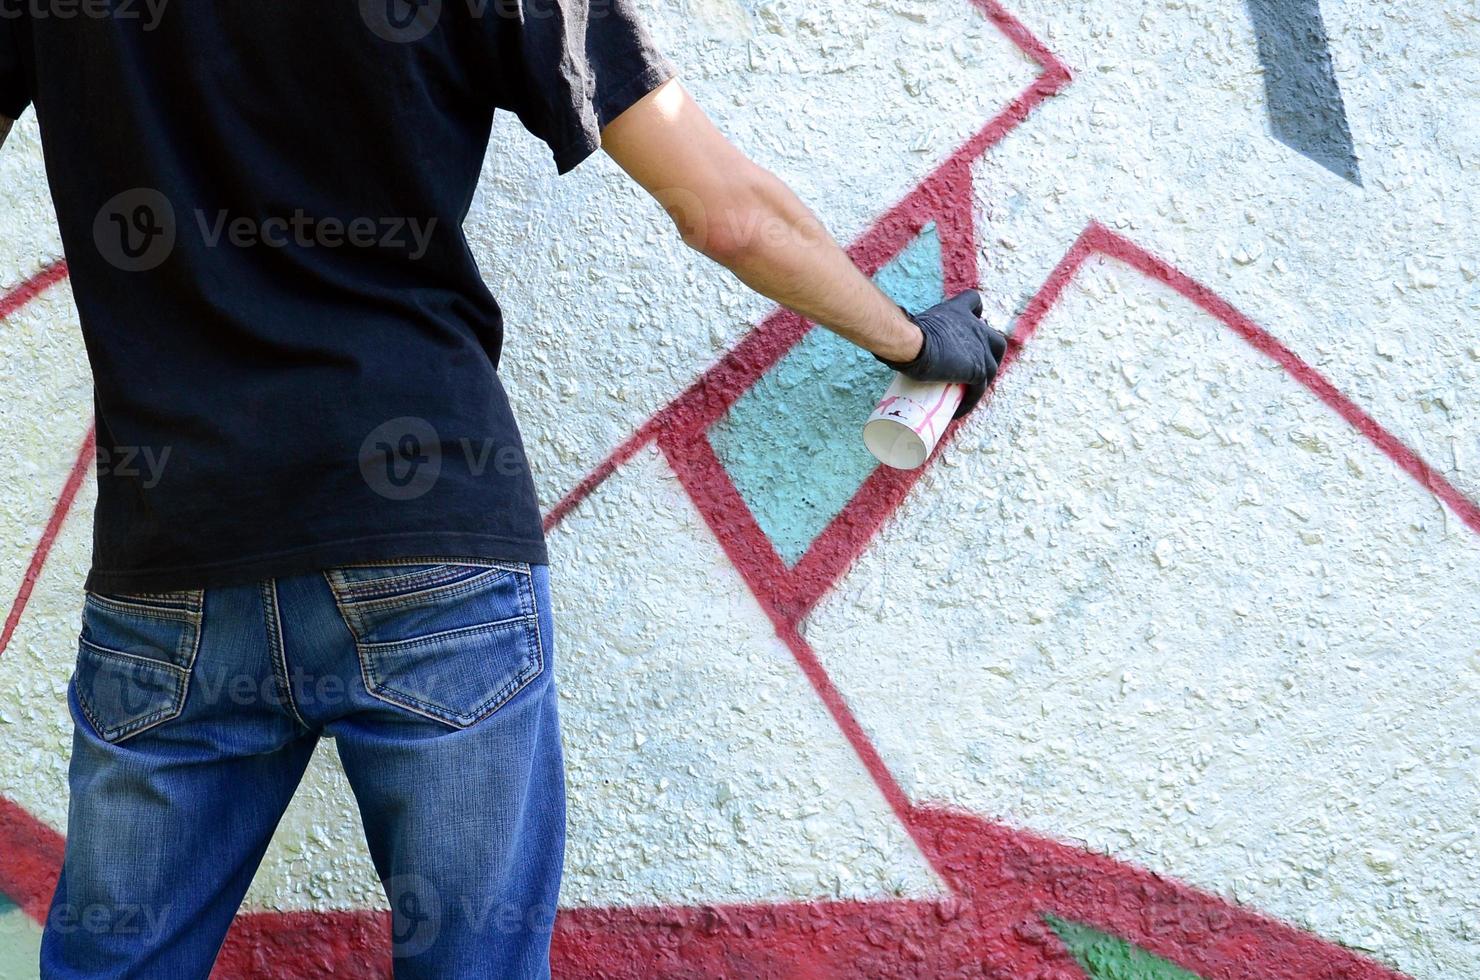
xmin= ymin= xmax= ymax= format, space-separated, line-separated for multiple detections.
xmin=324 ymin=560 xmax=543 ymax=728
xmin=74 ymin=590 xmax=204 ymax=743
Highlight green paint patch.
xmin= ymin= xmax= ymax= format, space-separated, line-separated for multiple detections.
xmin=1047 ymin=915 xmax=1205 ymax=980
xmin=0 ymin=899 xmax=42 ymax=980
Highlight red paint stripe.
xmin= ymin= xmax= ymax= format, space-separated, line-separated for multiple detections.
xmin=0 ymin=796 xmax=64 ymax=922
xmin=999 ymin=225 xmax=1100 ymax=353
xmin=0 ymin=259 xmax=68 ymax=323
xmin=913 ymin=806 xmax=1409 ymax=980
xmin=657 ymin=431 xmax=804 ymax=620
xmin=977 ymin=0 xmax=1074 ymax=93
xmin=543 ymin=423 xmax=660 ymax=533
xmin=0 ymin=426 xmax=96 ymax=658
xmin=554 ymin=895 xmax=1085 ymax=980
xmin=787 ymin=462 xmax=924 ymax=617
xmin=1084 ymin=224 xmax=1480 ymax=536
xmin=911 ymin=381 xmax=962 ymax=441
xmin=211 ymin=910 xmax=390 ymax=979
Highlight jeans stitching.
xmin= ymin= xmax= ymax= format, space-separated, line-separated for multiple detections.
xmin=326 ymin=566 xmax=543 ymax=729
xmin=72 ymin=591 xmax=203 ymax=743
xmin=261 ymin=580 xmax=309 ymax=731
xmin=84 ymin=592 xmax=201 ymax=626
xmin=333 ymin=557 xmax=530 ymax=573
xmin=323 ymin=571 xmax=398 ymax=726
xmin=332 ymin=565 xmax=483 ymax=602
xmin=355 ymin=614 xmax=536 ymax=652
xmin=336 ymin=568 xmax=511 ymax=614
xmin=74 ymin=641 xmax=186 ymax=741
xmin=74 ymin=622 xmax=198 ymax=743
xmin=529 ymin=567 xmax=548 ymax=677
xmin=359 ymin=616 xmax=541 ymax=727
xmin=324 ymin=565 xmax=544 ymax=734
xmin=329 ymin=560 xmax=530 ymax=602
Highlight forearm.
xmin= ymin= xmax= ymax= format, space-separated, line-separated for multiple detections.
xmin=602 ymin=80 xmax=922 ymax=363
xmin=695 ymin=167 xmax=922 ymax=363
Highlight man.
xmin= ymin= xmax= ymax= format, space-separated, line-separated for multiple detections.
xmin=0 ymin=0 xmax=1004 ymax=975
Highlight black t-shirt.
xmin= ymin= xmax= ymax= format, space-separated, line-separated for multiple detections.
xmin=0 ymin=0 xmax=674 ymax=593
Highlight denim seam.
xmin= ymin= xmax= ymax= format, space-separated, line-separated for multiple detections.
xmin=323 ymin=571 xmax=364 ymax=644
xmin=77 ymin=636 xmax=190 ymax=677
xmin=323 ymin=571 xmax=391 ymax=727
xmin=356 ymin=614 xmax=536 ymax=652
xmin=74 ymin=601 xmax=203 ymax=744
xmin=261 ymin=580 xmax=310 ymax=731
xmin=331 ymin=567 xmax=515 ymax=616
xmin=331 ymin=556 xmax=530 ymax=574
xmin=360 ymin=616 xmax=542 ymax=728
xmin=84 ymin=592 xmax=202 ymax=626
xmin=73 ymin=650 xmax=182 ymax=742
xmin=330 ymin=568 xmax=543 ymax=729
xmin=101 ymin=589 xmax=206 ymax=606
xmin=329 ymin=563 xmax=520 ymax=604
xmin=75 ymin=640 xmax=187 ymax=740
xmin=529 ymin=567 xmax=547 ymax=680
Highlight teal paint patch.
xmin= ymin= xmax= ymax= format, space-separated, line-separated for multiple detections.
xmin=709 ymin=327 xmax=888 ymax=564
xmin=709 ymin=225 xmax=946 ymax=564
xmin=0 ymin=899 xmax=42 ymax=980
xmin=874 ymin=223 xmax=946 ymax=316
xmin=1047 ymin=916 xmax=1204 ymax=980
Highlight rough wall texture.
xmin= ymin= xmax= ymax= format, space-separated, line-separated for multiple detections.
xmin=2 ymin=1 xmax=1477 ymax=978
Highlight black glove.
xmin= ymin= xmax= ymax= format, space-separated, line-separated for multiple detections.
xmin=873 ymin=289 xmax=1007 ymax=418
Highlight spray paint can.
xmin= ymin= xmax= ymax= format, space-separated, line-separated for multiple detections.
xmin=862 ymin=375 xmax=965 ymax=470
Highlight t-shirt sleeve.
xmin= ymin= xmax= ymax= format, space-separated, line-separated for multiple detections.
xmin=490 ymin=0 xmax=677 ymax=175
xmin=0 ymin=5 xmax=30 ymax=119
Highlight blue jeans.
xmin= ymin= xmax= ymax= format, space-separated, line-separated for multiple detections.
xmin=40 ymin=560 xmax=565 ymax=978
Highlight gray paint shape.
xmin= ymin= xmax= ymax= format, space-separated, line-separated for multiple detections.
xmin=1244 ymin=0 xmax=1362 ymax=185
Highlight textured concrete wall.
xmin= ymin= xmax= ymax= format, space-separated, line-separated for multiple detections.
xmin=2 ymin=1 xmax=1477 ymax=978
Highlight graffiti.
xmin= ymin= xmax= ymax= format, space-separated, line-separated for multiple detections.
xmin=1244 ymin=0 xmax=1362 ymax=184
xmin=2 ymin=0 xmax=1476 ymax=977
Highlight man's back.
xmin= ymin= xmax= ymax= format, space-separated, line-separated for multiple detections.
xmin=5 ymin=0 xmax=674 ymax=592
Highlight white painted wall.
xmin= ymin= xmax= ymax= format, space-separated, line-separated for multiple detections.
xmin=1 ymin=1 xmax=1475 ymax=977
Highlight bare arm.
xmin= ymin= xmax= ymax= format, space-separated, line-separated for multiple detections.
xmin=601 ymin=80 xmax=924 ymax=364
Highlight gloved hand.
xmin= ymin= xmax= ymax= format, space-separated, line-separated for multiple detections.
xmin=874 ymin=289 xmax=1008 ymax=418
